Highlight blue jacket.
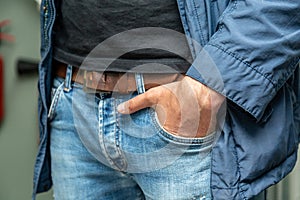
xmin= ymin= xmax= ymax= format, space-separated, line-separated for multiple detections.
xmin=33 ymin=0 xmax=300 ymax=199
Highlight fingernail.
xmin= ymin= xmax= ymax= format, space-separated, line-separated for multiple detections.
xmin=117 ymin=103 xmax=126 ymax=113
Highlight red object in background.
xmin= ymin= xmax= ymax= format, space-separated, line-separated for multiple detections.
xmin=0 ymin=19 xmax=15 ymax=122
xmin=0 ymin=55 xmax=3 ymax=122
xmin=0 ymin=20 xmax=15 ymax=42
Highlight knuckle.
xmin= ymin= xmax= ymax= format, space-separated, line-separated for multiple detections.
xmin=127 ymin=101 xmax=135 ymax=112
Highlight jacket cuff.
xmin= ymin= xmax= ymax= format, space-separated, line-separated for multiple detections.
xmin=186 ymin=44 xmax=276 ymax=121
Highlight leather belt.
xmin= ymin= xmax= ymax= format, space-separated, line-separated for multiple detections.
xmin=53 ymin=62 xmax=183 ymax=93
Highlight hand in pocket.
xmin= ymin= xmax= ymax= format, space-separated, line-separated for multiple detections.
xmin=117 ymin=76 xmax=225 ymax=138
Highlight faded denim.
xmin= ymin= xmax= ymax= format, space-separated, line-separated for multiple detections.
xmin=49 ymin=68 xmax=214 ymax=200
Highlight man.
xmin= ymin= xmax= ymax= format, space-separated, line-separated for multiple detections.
xmin=33 ymin=0 xmax=300 ymax=199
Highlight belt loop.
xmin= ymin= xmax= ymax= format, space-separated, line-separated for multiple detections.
xmin=64 ymin=64 xmax=73 ymax=92
xmin=135 ymin=73 xmax=145 ymax=94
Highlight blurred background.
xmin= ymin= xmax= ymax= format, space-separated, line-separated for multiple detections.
xmin=0 ymin=0 xmax=299 ymax=199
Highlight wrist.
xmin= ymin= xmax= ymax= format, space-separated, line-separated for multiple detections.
xmin=183 ymin=76 xmax=225 ymax=109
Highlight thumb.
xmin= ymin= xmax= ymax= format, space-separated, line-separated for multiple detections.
xmin=117 ymin=90 xmax=157 ymax=114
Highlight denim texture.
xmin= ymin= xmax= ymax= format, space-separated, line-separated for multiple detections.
xmin=49 ymin=69 xmax=214 ymax=199
xmin=34 ymin=0 xmax=300 ymax=199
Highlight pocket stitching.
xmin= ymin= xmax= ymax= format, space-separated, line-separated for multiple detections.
xmin=149 ymin=108 xmax=215 ymax=146
xmin=48 ymin=82 xmax=64 ymax=120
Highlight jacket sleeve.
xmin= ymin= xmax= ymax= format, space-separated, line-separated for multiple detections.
xmin=186 ymin=0 xmax=300 ymax=121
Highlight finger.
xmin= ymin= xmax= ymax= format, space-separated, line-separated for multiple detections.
xmin=117 ymin=89 xmax=157 ymax=114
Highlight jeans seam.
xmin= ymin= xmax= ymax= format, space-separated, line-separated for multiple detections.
xmin=112 ymin=99 xmax=128 ymax=171
xmin=97 ymin=100 xmax=119 ymax=170
xmin=47 ymin=81 xmax=64 ymax=120
xmin=98 ymin=99 xmax=128 ymax=171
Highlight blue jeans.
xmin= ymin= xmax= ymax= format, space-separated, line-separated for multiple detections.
xmin=49 ymin=66 xmax=264 ymax=200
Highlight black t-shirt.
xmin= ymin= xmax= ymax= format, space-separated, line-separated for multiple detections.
xmin=53 ymin=0 xmax=191 ymax=73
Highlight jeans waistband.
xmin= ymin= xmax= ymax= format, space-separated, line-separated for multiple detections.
xmin=54 ymin=61 xmax=182 ymax=94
